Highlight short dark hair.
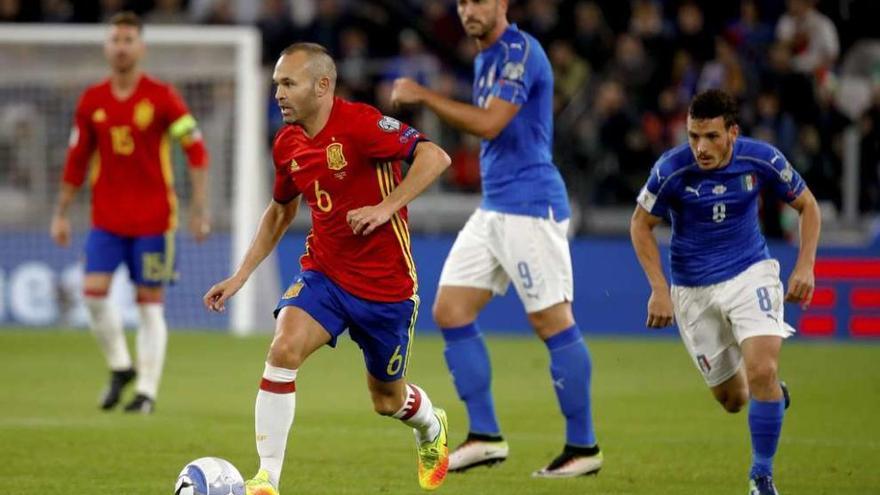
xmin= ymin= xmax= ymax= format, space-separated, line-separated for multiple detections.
xmin=109 ymin=11 xmax=143 ymax=33
xmin=281 ymin=42 xmax=331 ymax=59
xmin=689 ymin=90 xmax=738 ymax=128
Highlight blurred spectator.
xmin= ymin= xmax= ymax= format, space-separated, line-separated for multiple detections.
xmin=725 ymin=0 xmax=775 ymax=69
xmin=859 ymin=85 xmax=880 ymax=212
xmin=423 ymin=0 xmax=462 ymax=52
xmin=697 ymin=37 xmax=748 ymax=100
xmin=667 ymin=49 xmax=700 ymax=108
xmin=674 ymin=1 xmax=713 ymax=63
xmin=571 ymin=1 xmax=614 ymax=72
xmin=642 ymin=87 xmax=687 ymax=154
xmin=549 ymin=39 xmax=590 ymax=113
xmin=304 ymin=0 xmax=349 ymax=56
xmin=42 ymin=0 xmax=72 ymax=23
xmin=762 ymin=42 xmax=820 ymax=123
xmin=591 ymin=80 xmax=650 ymax=204
xmin=629 ymin=0 xmax=672 ymax=65
xmin=337 ymin=27 xmax=372 ymax=102
xmin=256 ymin=0 xmax=299 ymax=65
xmin=0 ymin=0 xmax=41 ymax=21
xmin=190 ymin=0 xmax=260 ymax=24
xmin=145 ymin=0 xmax=187 ymax=24
xmin=607 ymin=34 xmax=655 ymax=109
xmin=751 ymin=90 xmax=797 ymax=157
xmin=521 ymin=0 xmax=560 ymax=44
xmin=775 ymin=0 xmax=839 ymax=80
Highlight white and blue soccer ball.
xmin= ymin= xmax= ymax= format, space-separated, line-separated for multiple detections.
xmin=174 ymin=457 xmax=245 ymax=495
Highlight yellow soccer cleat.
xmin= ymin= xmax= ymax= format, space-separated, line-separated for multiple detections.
xmin=245 ymin=469 xmax=279 ymax=495
xmin=417 ymin=407 xmax=449 ymax=490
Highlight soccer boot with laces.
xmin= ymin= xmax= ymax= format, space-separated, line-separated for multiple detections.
xmin=99 ymin=368 xmax=136 ymax=410
xmin=245 ymin=469 xmax=279 ymax=495
xmin=532 ymin=444 xmax=603 ymax=478
xmin=749 ymin=474 xmax=780 ymax=495
xmin=417 ymin=407 xmax=449 ymax=490
xmin=448 ymin=433 xmax=509 ymax=472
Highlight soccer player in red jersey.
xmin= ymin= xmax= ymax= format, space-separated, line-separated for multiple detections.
xmin=50 ymin=12 xmax=210 ymax=414
xmin=204 ymin=43 xmax=451 ymax=493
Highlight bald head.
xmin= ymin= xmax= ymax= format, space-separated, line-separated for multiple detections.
xmin=280 ymin=42 xmax=337 ymax=89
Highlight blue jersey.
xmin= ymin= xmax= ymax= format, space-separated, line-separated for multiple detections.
xmin=473 ymin=24 xmax=570 ymax=220
xmin=637 ymin=137 xmax=806 ymax=287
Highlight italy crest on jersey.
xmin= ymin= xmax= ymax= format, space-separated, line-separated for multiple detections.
xmin=741 ymin=173 xmax=757 ymax=191
xmin=326 ymin=142 xmax=347 ymax=171
xmin=134 ymin=99 xmax=154 ymax=130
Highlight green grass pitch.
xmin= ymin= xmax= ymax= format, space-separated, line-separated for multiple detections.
xmin=0 ymin=330 xmax=877 ymax=494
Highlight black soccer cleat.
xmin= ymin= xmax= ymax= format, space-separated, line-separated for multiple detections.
xmin=532 ymin=444 xmax=603 ymax=478
xmin=123 ymin=393 xmax=155 ymax=414
xmin=99 ymin=368 xmax=136 ymax=410
xmin=780 ymin=381 xmax=790 ymax=410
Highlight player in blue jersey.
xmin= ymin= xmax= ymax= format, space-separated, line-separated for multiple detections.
xmin=630 ymin=90 xmax=821 ymax=495
xmin=390 ymin=0 xmax=600 ymax=478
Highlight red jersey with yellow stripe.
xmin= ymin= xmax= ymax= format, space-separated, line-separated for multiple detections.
xmin=63 ymin=74 xmax=208 ymax=236
xmin=272 ymin=97 xmax=426 ymax=302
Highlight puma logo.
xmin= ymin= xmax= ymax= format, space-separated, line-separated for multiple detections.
xmin=685 ymin=186 xmax=701 ymax=197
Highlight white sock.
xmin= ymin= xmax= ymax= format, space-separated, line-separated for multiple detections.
xmin=84 ymin=296 xmax=131 ymax=370
xmin=393 ymin=383 xmax=440 ymax=444
xmin=135 ymin=303 xmax=168 ymax=399
xmin=256 ymin=362 xmax=298 ymax=488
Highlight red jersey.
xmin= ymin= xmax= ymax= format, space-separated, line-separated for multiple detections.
xmin=273 ymin=98 xmax=427 ymax=302
xmin=63 ymin=74 xmax=208 ymax=236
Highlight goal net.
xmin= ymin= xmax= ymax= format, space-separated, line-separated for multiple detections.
xmin=0 ymin=24 xmax=273 ymax=334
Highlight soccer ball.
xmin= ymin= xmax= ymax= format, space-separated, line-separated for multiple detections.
xmin=174 ymin=457 xmax=245 ymax=495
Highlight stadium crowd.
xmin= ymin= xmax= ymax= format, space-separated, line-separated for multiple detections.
xmin=1 ymin=0 xmax=878 ymax=224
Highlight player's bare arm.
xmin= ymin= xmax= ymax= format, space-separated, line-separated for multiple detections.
xmin=50 ymin=183 xmax=81 ymax=247
xmin=390 ymin=77 xmax=519 ymax=140
xmin=348 ymin=141 xmax=451 ymax=236
xmin=630 ymin=205 xmax=675 ymax=328
xmin=784 ymin=187 xmax=821 ymax=309
xmin=204 ymin=198 xmax=300 ymax=312
xmin=187 ymin=166 xmax=211 ymax=242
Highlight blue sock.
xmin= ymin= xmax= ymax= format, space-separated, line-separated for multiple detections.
xmin=748 ymin=397 xmax=785 ymax=477
xmin=441 ymin=322 xmax=501 ymax=436
xmin=545 ymin=324 xmax=597 ymax=447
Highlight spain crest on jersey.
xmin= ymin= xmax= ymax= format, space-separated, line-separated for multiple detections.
xmin=134 ymin=99 xmax=154 ymax=130
xmin=326 ymin=142 xmax=347 ymax=171
xmin=92 ymin=108 xmax=107 ymax=123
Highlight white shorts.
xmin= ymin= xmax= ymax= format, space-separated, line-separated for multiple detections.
xmin=671 ymin=259 xmax=795 ymax=387
xmin=438 ymin=209 xmax=573 ymax=313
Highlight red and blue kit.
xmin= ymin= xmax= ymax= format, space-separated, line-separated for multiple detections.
xmin=272 ymin=97 xmax=426 ymax=303
xmin=273 ymin=98 xmax=427 ymax=381
xmin=63 ymin=74 xmax=208 ymax=237
xmin=63 ymin=74 xmax=207 ymax=285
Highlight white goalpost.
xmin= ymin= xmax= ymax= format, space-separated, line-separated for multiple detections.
xmin=0 ymin=24 xmax=272 ymax=335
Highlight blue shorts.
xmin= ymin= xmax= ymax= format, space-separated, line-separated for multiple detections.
xmin=84 ymin=228 xmax=177 ymax=287
xmin=275 ymin=270 xmax=419 ymax=382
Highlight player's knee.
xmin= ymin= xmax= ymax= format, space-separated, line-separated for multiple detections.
xmin=432 ymin=299 xmax=471 ymax=329
xmin=267 ymin=336 xmax=305 ymax=369
xmin=746 ymin=361 xmax=778 ymax=389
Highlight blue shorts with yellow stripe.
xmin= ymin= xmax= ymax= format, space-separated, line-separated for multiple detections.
xmin=275 ymin=270 xmax=419 ymax=382
xmin=84 ymin=228 xmax=177 ymax=287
